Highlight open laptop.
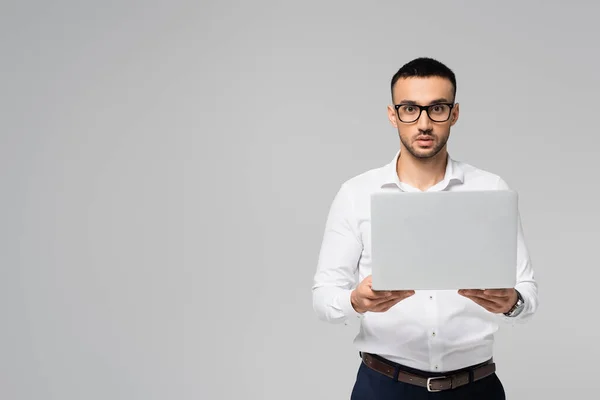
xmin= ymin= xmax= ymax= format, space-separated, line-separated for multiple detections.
xmin=370 ymin=190 xmax=518 ymax=291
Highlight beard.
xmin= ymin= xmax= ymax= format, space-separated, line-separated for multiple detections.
xmin=399 ymin=131 xmax=449 ymax=159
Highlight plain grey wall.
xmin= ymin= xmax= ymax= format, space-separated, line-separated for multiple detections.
xmin=2 ymin=1 xmax=598 ymax=399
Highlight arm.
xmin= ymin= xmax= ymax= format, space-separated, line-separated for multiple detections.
xmin=498 ymin=177 xmax=539 ymax=323
xmin=312 ymin=183 xmax=363 ymax=324
xmin=459 ymin=177 xmax=539 ymax=323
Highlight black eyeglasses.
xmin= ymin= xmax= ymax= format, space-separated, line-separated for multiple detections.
xmin=394 ymin=103 xmax=455 ymax=123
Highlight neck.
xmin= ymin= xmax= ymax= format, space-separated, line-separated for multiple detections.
xmin=396 ymin=147 xmax=448 ymax=191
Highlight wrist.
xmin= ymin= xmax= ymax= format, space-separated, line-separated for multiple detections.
xmin=504 ymin=289 xmax=524 ymax=317
xmin=351 ymin=290 xmax=366 ymax=314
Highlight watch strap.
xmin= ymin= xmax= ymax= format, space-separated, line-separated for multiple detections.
xmin=504 ymin=290 xmax=524 ymax=317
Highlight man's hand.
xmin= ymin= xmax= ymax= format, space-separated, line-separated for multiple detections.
xmin=458 ymin=288 xmax=518 ymax=314
xmin=351 ymin=275 xmax=415 ymax=313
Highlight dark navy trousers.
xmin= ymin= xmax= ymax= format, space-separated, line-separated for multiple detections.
xmin=350 ymin=355 xmax=506 ymax=400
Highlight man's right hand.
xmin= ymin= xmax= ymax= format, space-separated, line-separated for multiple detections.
xmin=350 ymin=275 xmax=415 ymax=313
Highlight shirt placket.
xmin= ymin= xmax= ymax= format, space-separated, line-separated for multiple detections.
xmin=425 ymin=290 xmax=443 ymax=371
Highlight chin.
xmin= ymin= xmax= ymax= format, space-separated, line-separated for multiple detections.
xmin=410 ymin=148 xmax=439 ymax=159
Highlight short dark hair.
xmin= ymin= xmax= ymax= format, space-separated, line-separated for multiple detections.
xmin=390 ymin=57 xmax=457 ymax=102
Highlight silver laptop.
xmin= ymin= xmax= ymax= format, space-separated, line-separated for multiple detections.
xmin=370 ymin=190 xmax=518 ymax=291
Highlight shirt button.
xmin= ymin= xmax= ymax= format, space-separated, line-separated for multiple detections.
xmin=435 ymin=365 xmax=439 ymax=370
xmin=429 ymin=296 xmax=433 ymax=300
xmin=432 ymin=332 xmax=436 ymax=337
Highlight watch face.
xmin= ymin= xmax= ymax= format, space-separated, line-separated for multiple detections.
xmin=508 ymin=298 xmax=524 ymax=317
xmin=514 ymin=292 xmax=524 ymax=307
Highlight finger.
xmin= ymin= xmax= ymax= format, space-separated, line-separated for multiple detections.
xmin=462 ymin=294 xmax=496 ymax=311
xmin=367 ymin=290 xmax=398 ymax=303
xmin=371 ymin=289 xmax=415 ymax=300
xmin=370 ymin=291 xmax=414 ymax=308
xmin=362 ymin=294 xmax=394 ymax=310
xmin=372 ymin=299 xmax=400 ymax=312
xmin=461 ymin=292 xmax=501 ymax=303
xmin=361 ymin=276 xmax=391 ymax=299
xmin=461 ymin=294 xmax=503 ymax=313
xmin=372 ymin=293 xmax=412 ymax=312
xmin=389 ymin=290 xmax=415 ymax=299
xmin=461 ymin=289 xmax=512 ymax=299
xmin=459 ymin=289 xmax=506 ymax=302
xmin=389 ymin=290 xmax=415 ymax=295
xmin=365 ymin=289 xmax=393 ymax=300
xmin=483 ymin=289 xmax=512 ymax=298
xmin=386 ymin=290 xmax=415 ymax=301
xmin=458 ymin=289 xmax=484 ymax=297
xmin=364 ymin=277 xmax=393 ymax=298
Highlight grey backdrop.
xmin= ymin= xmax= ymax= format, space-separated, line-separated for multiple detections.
xmin=1 ymin=1 xmax=598 ymax=399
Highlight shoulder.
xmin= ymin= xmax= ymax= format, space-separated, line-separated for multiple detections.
xmin=324 ymin=162 xmax=390 ymax=213
xmin=454 ymin=159 xmax=510 ymax=190
xmin=339 ymin=164 xmax=388 ymax=195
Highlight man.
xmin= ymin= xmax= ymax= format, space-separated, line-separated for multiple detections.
xmin=312 ymin=57 xmax=538 ymax=399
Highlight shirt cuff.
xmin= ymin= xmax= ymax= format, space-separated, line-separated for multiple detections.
xmin=339 ymin=289 xmax=363 ymax=320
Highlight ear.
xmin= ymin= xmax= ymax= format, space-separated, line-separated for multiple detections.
xmin=450 ymin=103 xmax=460 ymax=126
xmin=387 ymin=105 xmax=398 ymax=128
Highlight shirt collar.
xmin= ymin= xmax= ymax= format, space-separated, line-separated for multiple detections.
xmin=380 ymin=149 xmax=465 ymax=190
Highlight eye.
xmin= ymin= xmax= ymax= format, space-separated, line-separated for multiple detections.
xmin=430 ymin=104 xmax=449 ymax=114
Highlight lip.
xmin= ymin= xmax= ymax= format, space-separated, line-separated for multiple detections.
xmin=416 ymin=137 xmax=434 ymax=144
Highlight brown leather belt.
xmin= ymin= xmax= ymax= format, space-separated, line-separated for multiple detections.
xmin=361 ymin=352 xmax=496 ymax=392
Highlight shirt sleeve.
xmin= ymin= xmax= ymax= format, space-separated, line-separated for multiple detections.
xmin=312 ymin=183 xmax=364 ymax=324
xmin=496 ymin=177 xmax=539 ymax=324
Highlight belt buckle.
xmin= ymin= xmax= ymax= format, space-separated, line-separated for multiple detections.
xmin=427 ymin=376 xmax=447 ymax=392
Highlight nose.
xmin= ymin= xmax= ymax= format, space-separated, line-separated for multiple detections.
xmin=416 ymin=109 xmax=433 ymax=131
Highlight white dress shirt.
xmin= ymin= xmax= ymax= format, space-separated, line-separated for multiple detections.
xmin=312 ymin=150 xmax=538 ymax=373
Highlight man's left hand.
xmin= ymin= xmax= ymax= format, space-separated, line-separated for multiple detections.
xmin=458 ymin=288 xmax=518 ymax=314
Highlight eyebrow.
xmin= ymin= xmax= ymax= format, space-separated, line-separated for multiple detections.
xmin=398 ymin=98 xmax=452 ymax=105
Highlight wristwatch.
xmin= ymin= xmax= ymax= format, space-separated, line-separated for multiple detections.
xmin=504 ymin=290 xmax=524 ymax=317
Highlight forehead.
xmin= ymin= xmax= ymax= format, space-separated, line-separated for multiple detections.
xmin=392 ymin=76 xmax=454 ymax=103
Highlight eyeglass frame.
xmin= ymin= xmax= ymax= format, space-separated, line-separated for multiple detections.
xmin=393 ymin=102 xmax=456 ymax=123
